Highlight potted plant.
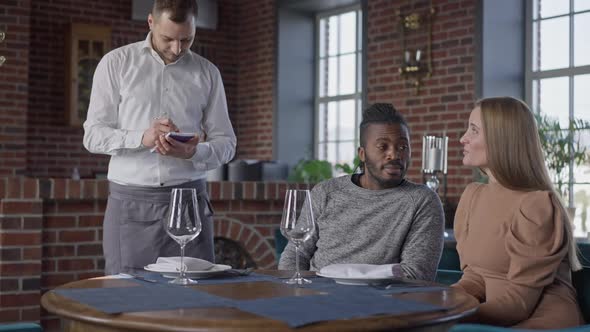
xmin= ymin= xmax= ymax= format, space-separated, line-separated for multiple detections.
xmin=288 ymin=157 xmax=361 ymax=183
xmin=535 ymin=112 xmax=590 ymax=215
xmin=335 ymin=156 xmax=361 ymax=175
xmin=288 ymin=159 xmax=333 ymax=183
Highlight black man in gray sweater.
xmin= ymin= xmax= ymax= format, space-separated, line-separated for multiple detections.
xmin=279 ymin=103 xmax=444 ymax=281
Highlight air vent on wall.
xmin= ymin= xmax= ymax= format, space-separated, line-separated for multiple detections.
xmin=132 ymin=0 xmax=218 ymax=30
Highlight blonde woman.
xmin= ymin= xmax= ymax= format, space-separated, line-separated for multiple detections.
xmin=453 ymin=97 xmax=584 ymax=328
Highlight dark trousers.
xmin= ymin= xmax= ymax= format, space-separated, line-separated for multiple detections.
xmin=103 ymin=179 xmax=215 ymax=275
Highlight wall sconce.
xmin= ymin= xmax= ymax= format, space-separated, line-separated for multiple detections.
xmin=422 ymin=135 xmax=448 ymax=201
xmin=0 ymin=30 xmax=5 ymax=67
xmin=397 ymin=1 xmax=435 ymax=94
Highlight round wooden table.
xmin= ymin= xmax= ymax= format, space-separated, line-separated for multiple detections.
xmin=41 ymin=270 xmax=478 ymax=332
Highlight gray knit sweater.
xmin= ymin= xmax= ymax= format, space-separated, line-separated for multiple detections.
xmin=278 ymin=175 xmax=444 ymax=281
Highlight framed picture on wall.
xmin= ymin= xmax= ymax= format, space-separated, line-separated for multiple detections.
xmin=65 ymin=23 xmax=111 ymax=126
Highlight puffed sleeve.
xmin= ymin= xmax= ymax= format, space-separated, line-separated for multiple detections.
xmin=475 ymin=191 xmax=568 ymax=326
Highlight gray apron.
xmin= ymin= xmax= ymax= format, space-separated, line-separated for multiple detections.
xmin=103 ymin=179 xmax=214 ymax=275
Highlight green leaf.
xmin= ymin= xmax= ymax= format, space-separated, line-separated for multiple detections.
xmin=288 ymin=159 xmax=333 ymax=183
xmin=335 ymin=156 xmax=361 ymax=175
xmin=535 ymin=112 xmax=590 ymax=195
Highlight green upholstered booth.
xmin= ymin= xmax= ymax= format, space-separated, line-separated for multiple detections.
xmin=573 ymin=266 xmax=590 ymax=324
xmin=0 ymin=323 xmax=42 ymax=332
xmin=439 ymin=245 xmax=461 ymax=270
xmin=450 ymin=324 xmax=590 ymax=332
xmin=435 ymin=268 xmax=463 ymax=285
xmin=274 ymin=228 xmax=288 ymax=262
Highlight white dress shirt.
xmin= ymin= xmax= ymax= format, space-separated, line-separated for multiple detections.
xmin=83 ymin=33 xmax=236 ymax=187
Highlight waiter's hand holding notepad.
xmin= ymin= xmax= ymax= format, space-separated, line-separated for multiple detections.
xmin=166 ymin=132 xmax=196 ymax=142
xmin=150 ymin=132 xmax=197 ymax=152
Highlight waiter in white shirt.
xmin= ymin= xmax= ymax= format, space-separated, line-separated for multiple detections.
xmin=83 ymin=0 xmax=236 ymax=275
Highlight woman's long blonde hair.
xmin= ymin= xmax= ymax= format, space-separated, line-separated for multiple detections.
xmin=477 ymin=96 xmax=581 ymax=271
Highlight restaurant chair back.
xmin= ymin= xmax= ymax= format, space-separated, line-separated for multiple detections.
xmin=449 ymin=324 xmax=590 ymax=332
xmin=435 ymin=268 xmax=463 ymax=285
xmin=0 ymin=323 xmax=42 ymax=332
xmin=274 ymin=228 xmax=288 ymax=262
xmin=439 ymin=246 xmax=461 ymax=270
xmin=572 ymin=265 xmax=590 ymax=323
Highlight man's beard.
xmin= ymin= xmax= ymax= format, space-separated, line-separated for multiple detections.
xmin=364 ymin=159 xmax=405 ymax=188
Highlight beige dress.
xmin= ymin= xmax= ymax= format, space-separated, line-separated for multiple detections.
xmin=453 ymin=182 xmax=584 ymax=329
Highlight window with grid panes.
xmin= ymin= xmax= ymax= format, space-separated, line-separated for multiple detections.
xmin=315 ymin=7 xmax=363 ymax=166
xmin=526 ymin=0 xmax=590 ymax=237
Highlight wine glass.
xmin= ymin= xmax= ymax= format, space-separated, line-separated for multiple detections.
xmin=280 ymin=189 xmax=315 ymax=285
xmin=163 ymin=188 xmax=202 ymax=285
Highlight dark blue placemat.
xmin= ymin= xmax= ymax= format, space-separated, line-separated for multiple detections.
xmin=55 ymin=284 xmax=232 ymax=314
xmin=126 ymin=272 xmax=445 ymax=296
xmin=375 ymin=285 xmax=447 ymax=294
xmin=298 ymin=277 xmax=448 ymax=295
xmin=234 ymin=292 xmax=446 ymax=328
xmin=199 ymin=273 xmax=276 ymax=284
xmin=126 ymin=271 xmax=277 ymax=286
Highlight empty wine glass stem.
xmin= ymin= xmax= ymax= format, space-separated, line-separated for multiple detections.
xmin=294 ymin=245 xmax=302 ymax=280
xmin=180 ymin=244 xmax=186 ymax=279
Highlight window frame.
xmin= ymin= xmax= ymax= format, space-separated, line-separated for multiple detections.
xmin=66 ymin=23 xmax=111 ymax=127
xmin=314 ymin=5 xmax=363 ymax=165
xmin=525 ymin=0 xmax=590 ymax=209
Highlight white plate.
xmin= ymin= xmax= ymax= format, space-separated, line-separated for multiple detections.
xmin=144 ymin=264 xmax=232 ymax=279
xmin=316 ymin=272 xmax=398 ymax=286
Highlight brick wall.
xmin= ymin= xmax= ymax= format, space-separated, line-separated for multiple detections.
xmin=0 ymin=0 xmax=31 ymax=177
xmin=233 ymin=0 xmax=276 ymax=160
xmin=0 ymin=177 xmax=293 ymax=330
xmin=24 ymin=0 xmax=242 ymax=178
xmin=366 ymin=0 xmax=476 ymax=203
xmin=0 ymin=186 xmax=42 ymax=322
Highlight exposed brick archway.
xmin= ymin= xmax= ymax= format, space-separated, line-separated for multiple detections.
xmin=214 ymin=217 xmax=276 ymax=269
xmin=208 ymin=181 xmax=313 ymax=270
